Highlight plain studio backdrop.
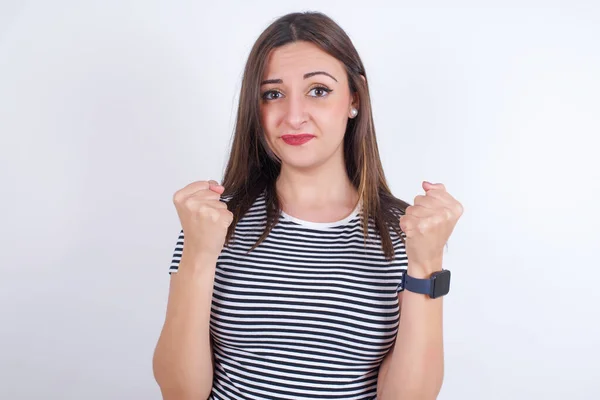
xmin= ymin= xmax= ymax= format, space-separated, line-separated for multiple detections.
xmin=1 ymin=0 xmax=599 ymax=399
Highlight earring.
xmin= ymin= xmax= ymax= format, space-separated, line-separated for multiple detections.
xmin=350 ymin=108 xmax=358 ymax=118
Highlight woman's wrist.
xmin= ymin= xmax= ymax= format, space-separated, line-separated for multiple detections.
xmin=407 ymin=258 xmax=443 ymax=278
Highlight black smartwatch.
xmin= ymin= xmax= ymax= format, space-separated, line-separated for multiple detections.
xmin=403 ymin=269 xmax=451 ymax=299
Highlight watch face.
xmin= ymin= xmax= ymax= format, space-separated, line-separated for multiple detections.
xmin=432 ymin=270 xmax=451 ymax=298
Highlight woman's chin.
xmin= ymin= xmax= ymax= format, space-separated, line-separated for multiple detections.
xmin=279 ymin=156 xmax=323 ymax=171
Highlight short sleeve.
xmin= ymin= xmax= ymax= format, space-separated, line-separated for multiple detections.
xmin=168 ymin=229 xmax=185 ymax=274
xmin=396 ymin=270 xmax=406 ymax=293
xmin=394 ymin=231 xmax=408 ymax=293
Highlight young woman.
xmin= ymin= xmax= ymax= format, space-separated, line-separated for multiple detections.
xmin=153 ymin=11 xmax=463 ymax=400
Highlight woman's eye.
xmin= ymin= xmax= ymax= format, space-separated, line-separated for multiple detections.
xmin=262 ymin=90 xmax=283 ymax=101
xmin=308 ymin=86 xmax=332 ymax=97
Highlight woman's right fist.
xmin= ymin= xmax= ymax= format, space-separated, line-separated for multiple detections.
xmin=172 ymin=180 xmax=233 ymax=259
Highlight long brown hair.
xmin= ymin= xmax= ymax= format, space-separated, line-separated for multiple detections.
xmin=220 ymin=11 xmax=410 ymax=260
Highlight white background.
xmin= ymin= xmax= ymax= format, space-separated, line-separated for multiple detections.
xmin=1 ymin=1 xmax=599 ymax=399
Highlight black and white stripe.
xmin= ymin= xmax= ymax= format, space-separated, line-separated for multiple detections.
xmin=169 ymin=192 xmax=407 ymax=399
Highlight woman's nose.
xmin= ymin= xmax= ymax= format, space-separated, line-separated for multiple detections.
xmin=283 ymin=94 xmax=308 ymax=129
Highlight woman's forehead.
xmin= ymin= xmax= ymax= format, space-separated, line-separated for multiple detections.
xmin=263 ymin=41 xmax=345 ymax=81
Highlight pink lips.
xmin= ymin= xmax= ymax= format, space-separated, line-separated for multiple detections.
xmin=281 ymin=134 xmax=315 ymax=146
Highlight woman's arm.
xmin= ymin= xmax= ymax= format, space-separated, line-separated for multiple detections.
xmin=377 ymin=262 xmax=445 ymax=400
xmin=378 ymin=181 xmax=461 ymax=399
xmin=153 ymin=253 xmax=217 ymax=400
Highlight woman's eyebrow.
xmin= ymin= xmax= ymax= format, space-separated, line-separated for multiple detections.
xmin=261 ymin=78 xmax=283 ymax=85
xmin=303 ymin=71 xmax=338 ymax=82
xmin=260 ymin=71 xmax=338 ymax=85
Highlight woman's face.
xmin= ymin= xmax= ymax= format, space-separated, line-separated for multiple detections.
xmin=259 ymin=40 xmax=357 ymax=170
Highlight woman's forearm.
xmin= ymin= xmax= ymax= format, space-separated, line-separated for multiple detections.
xmin=153 ymin=253 xmax=217 ymax=400
xmin=378 ymin=262 xmax=445 ymax=400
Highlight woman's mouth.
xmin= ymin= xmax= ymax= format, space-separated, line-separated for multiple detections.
xmin=281 ymin=134 xmax=315 ymax=146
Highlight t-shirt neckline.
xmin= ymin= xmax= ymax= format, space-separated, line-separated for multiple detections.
xmin=280 ymin=201 xmax=362 ymax=230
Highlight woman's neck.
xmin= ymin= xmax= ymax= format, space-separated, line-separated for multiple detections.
xmin=275 ymin=161 xmax=359 ymax=219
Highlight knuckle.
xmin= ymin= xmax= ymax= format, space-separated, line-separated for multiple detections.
xmin=400 ymin=215 xmax=411 ymax=230
xmin=435 ymin=213 xmax=446 ymax=225
xmin=443 ymin=207 xmax=453 ymax=220
xmin=456 ymin=202 xmax=464 ymax=215
xmin=197 ymin=206 xmax=218 ymax=221
xmin=195 ymin=203 xmax=211 ymax=215
xmin=183 ymin=198 xmax=198 ymax=212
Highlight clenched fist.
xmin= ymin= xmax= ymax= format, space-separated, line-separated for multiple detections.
xmin=399 ymin=181 xmax=463 ymax=275
xmin=172 ymin=180 xmax=234 ymax=260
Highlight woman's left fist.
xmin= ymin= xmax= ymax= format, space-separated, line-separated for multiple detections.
xmin=399 ymin=181 xmax=464 ymax=274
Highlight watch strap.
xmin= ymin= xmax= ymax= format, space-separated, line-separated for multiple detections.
xmin=403 ymin=271 xmax=432 ymax=296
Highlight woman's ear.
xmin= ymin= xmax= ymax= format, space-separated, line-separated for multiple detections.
xmin=352 ymin=92 xmax=359 ymax=109
xmin=348 ymin=74 xmax=366 ymax=118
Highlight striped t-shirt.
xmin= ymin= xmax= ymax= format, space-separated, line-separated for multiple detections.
xmin=168 ymin=192 xmax=408 ymax=399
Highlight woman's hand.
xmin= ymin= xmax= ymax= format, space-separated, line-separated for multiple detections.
xmin=172 ymin=180 xmax=233 ymax=261
xmin=399 ymin=181 xmax=464 ymax=276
